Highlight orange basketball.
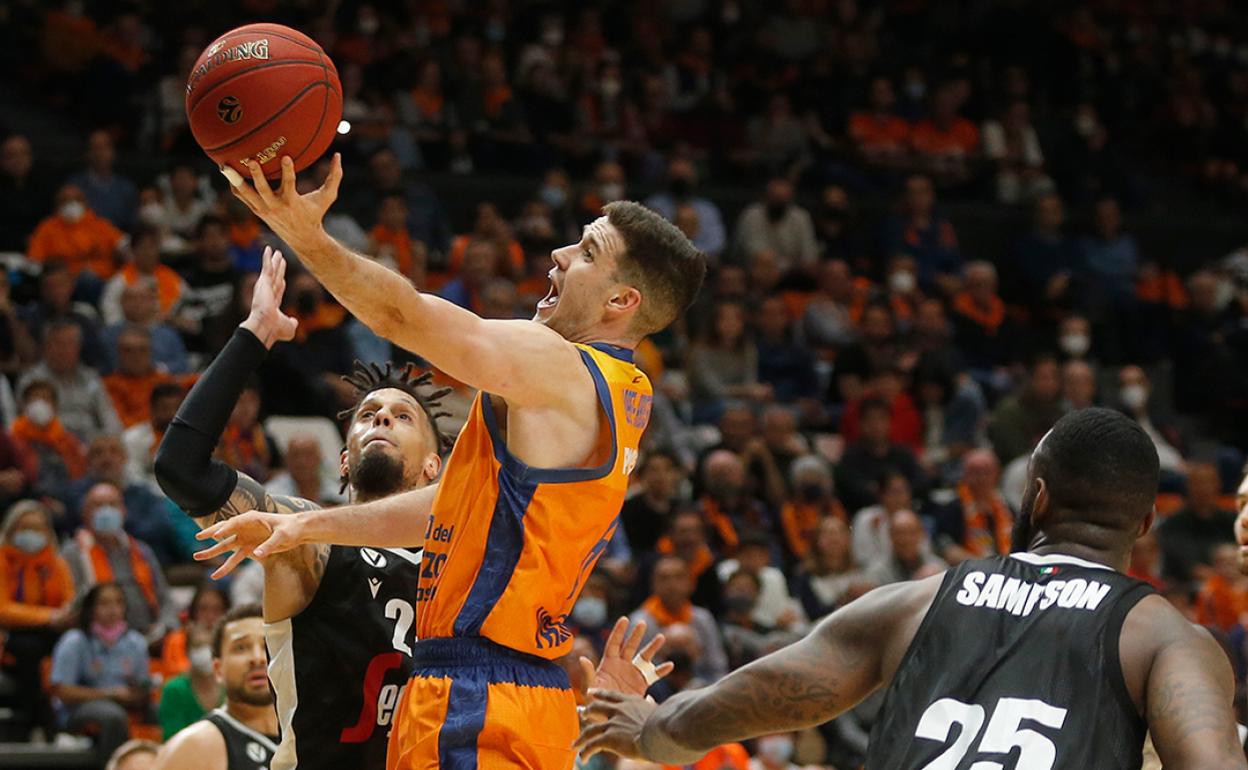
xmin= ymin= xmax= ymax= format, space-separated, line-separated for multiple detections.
xmin=185 ymin=23 xmax=342 ymax=180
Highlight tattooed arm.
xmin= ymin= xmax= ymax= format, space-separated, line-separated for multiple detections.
xmin=578 ymin=575 xmax=942 ymax=763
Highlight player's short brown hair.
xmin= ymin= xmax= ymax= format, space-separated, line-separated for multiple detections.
xmin=604 ymin=201 xmax=706 ymax=335
xmin=212 ymin=602 xmax=263 ymax=657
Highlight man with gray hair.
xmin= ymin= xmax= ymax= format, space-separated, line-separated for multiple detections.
xmin=951 ymin=260 xmax=1015 ymax=381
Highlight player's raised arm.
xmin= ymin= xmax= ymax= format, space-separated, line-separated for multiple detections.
xmin=576 ymin=576 xmax=940 ymax=763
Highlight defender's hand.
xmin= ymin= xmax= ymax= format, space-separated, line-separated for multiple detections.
xmin=575 ymin=689 xmax=658 ymax=760
xmin=194 ymin=510 xmax=308 ymax=578
xmin=240 ymin=246 xmax=298 ymax=348
xmin=225 ymin=153 xmax=342 ymax=255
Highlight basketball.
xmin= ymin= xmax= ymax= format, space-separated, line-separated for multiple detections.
xmin=185 ymin=23 xmax=342 ymax=180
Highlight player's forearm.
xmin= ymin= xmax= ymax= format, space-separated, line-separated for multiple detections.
xmin=294 ymin=484 xmax=436 ymax=548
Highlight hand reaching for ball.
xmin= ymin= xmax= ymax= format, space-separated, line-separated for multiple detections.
xmin=225 ymin=153 xmax=342 ymax=257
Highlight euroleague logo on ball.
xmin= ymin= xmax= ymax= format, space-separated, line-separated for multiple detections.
xmin=217 ymin=96 xmax=242 ymax=124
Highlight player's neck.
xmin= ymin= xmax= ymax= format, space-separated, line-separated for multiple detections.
xmin=1028 ymin=539 xmax=1130 ymax=573
xmin=226 ymin=699 xmax=278 ymax=736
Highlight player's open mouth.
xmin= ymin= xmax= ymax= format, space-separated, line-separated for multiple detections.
xmin=537 ymin=280 xmax=560 ymax=309
xmin=364 ymin=436 xmax=395 ymax=449
xmin=247 ymin=671 xmax=268 ymax=687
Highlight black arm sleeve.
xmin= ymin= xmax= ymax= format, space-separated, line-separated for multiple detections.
xmin=154 ymin=327 xmax=269 ymax=517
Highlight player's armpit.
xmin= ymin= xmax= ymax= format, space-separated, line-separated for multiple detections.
xmin=1145 ymin=623 xmax=1247 ymax=769
xmin=635 ymin=577 xmax=937 ymax=763
xmin=262 ymin=542 xmax=332 ymax=621
xmin=153 ymin=721 xmax=226 ymax=770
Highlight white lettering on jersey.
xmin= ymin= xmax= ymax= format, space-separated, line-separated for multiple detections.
xmin=955 ymin=571 xmax=1112 ymax=617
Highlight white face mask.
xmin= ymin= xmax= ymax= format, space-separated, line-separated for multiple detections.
xmin=189 ymin=645 xmax=214 ymax=675
xmin=757 ymin=736 xmax=794 ymax=765
xmin=138 ymin=202 xmax=165 ymax=226
xmin=1120 ymin=383 xmax=1148 ymax=411
xmin=1214 ymin=279 xmax=1235 ymax=311
xmin=24 ymin=399 xmax=53 ymax=427
xmin=889 ymin=271 xmax=916 ymax=294
xmin=599 ymin=182 xmax=624 ymax=202
xmin=1059 ymin=333 xmax=1090 ymax=357
xmin=59 ymin=200 xmax=85 ymax=223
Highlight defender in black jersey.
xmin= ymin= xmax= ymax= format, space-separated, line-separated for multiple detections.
xmin=156 ymin=605 xmax=280 ymax=770
xmin=578 ymin=409 xmax=1248 ymax=769
xmin=155 ymin=248 xmax=452 ymax=770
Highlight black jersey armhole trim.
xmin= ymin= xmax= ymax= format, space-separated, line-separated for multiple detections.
xmin=1105 ymin=582 xmax=1155 ymax=720
xmin=874 ymin=566 xmax=960 ymax=718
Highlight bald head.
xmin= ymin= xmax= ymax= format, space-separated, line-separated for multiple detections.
xmin=890 ymin=510 xmax=925 ymax=563
xmin=703 ymin=449 xmax=745 ymax=488
xmin=963 ymin=449 xmax=1000 ymax=497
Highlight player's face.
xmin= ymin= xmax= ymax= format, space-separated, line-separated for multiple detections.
xmin=343 ymin=388 xmax=440 ymax=499
xmin=536 ymin=217 xmax=635 ymax=340
xmin=216 ymin=617 xmax=272 ymax=706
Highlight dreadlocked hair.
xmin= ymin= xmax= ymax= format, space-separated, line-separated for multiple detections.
xmin=338 ymin=360 xmax=454 ymax=452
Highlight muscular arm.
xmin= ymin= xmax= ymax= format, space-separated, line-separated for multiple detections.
xmin=636 ymin=577 xmax=938 ymax=763
xmin=154 ymin=721 xmax=226 ymax=770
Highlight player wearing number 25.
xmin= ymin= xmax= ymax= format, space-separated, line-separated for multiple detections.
xmin=155 ymin=247 xmax=454 ymax=770
xmin=577 ymin=409 xmax=1248 ymax=770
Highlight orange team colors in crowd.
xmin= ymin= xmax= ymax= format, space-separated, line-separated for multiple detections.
xmin=387 ymin=342 xmax=652 ymax=770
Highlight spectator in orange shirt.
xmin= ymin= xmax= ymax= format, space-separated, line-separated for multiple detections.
xmin=1196 ymin=543 xmax=1248 ymax=635
xmin=849 ymin=76 xmax=912 ymax=171
xmin=27 ymin=183 xmax=127 ymax=288
xmin=11 ymin=379 xmax=88 ymax=500
xmin=368 ymin=195 xmax=427 ymax=282
xmin=446 ymin=201 xmax=525 ymax=280
xmin=911 ymin=84 xmax=980 ymax=186
xmin=99 ymin=226 xmax=187 ymax=326
xmin=0 ymin=499 xmax=75 ymax=737
xmin=103 ymin=326 xmax=192 ymax=428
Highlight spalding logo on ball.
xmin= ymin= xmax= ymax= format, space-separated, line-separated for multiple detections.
xmin=185 ymin=23 xmax=342 ymax=179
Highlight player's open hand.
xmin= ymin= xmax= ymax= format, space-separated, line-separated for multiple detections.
xmin=194 ymin=510 xmax=307 ymax=579
xmin=574 ymin=689 xmax=658 ymax=760
xmin=223 ymin=153 xmax=342 ymax=255
xmin=578 ymin=618 xmax=673 ymax=712
xmin=241 ymin=246 xmax=298 ymax=348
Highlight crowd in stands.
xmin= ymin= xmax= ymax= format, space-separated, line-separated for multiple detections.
xmin=1 ymin=1 xmax=1248 ymax=769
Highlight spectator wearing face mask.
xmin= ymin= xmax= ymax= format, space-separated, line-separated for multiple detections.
xmin=62 ymin=482 xmax=175 ymax=639
xmin=566 ymin=572 xmax=613 ymax=653
xmin=11 ymin=380 xmax=88 ymax=500
xmin=19 ymin=319 xmax=123 ymax=443
xmin=732 ymin=178 xmax=819 ymax=275
xmin=157 ymin=585 xmax=228 ymax=738
xmin=716 ymin=533 xmax=808 ymax=634
xmin=779 ymin=455 xmax=847 ymax=561
xmin=749 ymin=732 xmax=806 ymax=770
xmin=1117 ymin=365 xmax=1184 ymax=476
xmin=644 ymin=157 xmax=726 ymax=260
xmin=27 ymin=183 xmax=128 ymax=284
xmin=718 ymin=570 xmax=802 ymax=670
xmin=0 ymin=500 xmax=75 ymax=737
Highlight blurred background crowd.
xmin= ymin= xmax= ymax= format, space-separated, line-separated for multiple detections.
xmin=1 ymin=0 xmax=1248 ymax=768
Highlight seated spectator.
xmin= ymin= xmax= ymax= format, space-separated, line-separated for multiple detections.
xmin=49 ymin=582 xmax=152 ymax=762
xmin=1056 ymin=314 xmax=1094 ymax=363
xmin=1061 ymin=359 xmax=1098 ymax=411
xmin=716 ymin=533 xmax=808 ymax=634
xmin=687 ymin=301 xmax=767 ymax=421
xmin=880 ymin=174 xmax=962 ymax=296
xmin=174 ymin=217 xmax=241 ymax=354
xmin=848 ymin=76 xmax=911 ymax=172
xmin=745 ymin=250 xmax=784 ymax=305
xmin=840 ymin=368 xmax=924 ymax=454
xmin=0 ymin=134 xmax=53 ymax=252
xmin=644 ymin=157 xmax=726 ymax=260
xmin=216 ymin=382 xmax=276 ymax=484
xmin=64 ymin=435 xmax=180 ymax=564
xmin=750 ymin=732 xmax=803 ymax=770
xmin=779 ymin=455 xmax=847 ymax=561
xmin=28 ymin=184 xmax=126 ymax=284
xmin=100 ymin=226 xmax=187 ymax=327
xmin=1156 ymin=462 xmax=1236 ymax=587
xmin=951 ymin=261 xmax=1016 ymax=377
xmin=732 ymin=178 xmax=819 ymax=275
xmin=1006 ymin=193 xmax=1080 ymax=317
xmin=1117 ymin=365 xmax=1185 ymax=477
xmin=0 ymin=500 xmax=74 ymax=736
xmin=19 ymin=319 xmax=122 ymax=442
xmin=447 ymin=202 xmax=526 ymax=280
xmin=565 ymin=572 xmax=616 ymax=655
xmin=982 ymin=100 xmax=1056 ymax=204
xmin=932 ymin=449 xmax=1013 ymax=565
xmin=478 ymin=279 xmax=521 ymax=320
xmin=696 ymin=450 xmax=774 ymax=555
xmin=156 ymin=164 xmax=213 ymax=252
xmin=0 ymin=430 xmax=35 ymax=513
xmin=913 ymin=357 xmax=986 ymax=485
xmin=802 ymin=259 xmax=858 ymax=355
xmin=18 ymin=260 xmax=108 ymax=369
xmin=1195 ymin=543 xmax=1248 ymax=636
xmin=0 ymin=270 xmax=37 ymax=379
xmin=266 ymin=434 xmax=347 ymax=506
xmin=102 ymin=282 xmax=190 ymax=375
xmin=813 ymin=185 xmax=865 ymax=264
xmin=832 ymin=302 xmax=901 ymax=407
xmin=156 ymin=587 xmax=227 ymax=739
xmin=63 ymin=483 xmax=174 ymax=639
xmin=1079 ymin=196 xmax=1140 ymax=305
xmin=106 ymin=739 xmax=159 ymax=770
xmin=68 ymin=130 xmax=138 ymax=231
xmin=262 ymin=274 xmax=355 ymax=420
xmin=755 ymin=296 xmax=817 ymax=406
xmin=348 ymin=149 xmax=450 ymax=254
xmin=576 ymin=161 xmax=629 ymax=225
xmin=630 ymin=555 xmax=728 ymax=683
xmin=222 ymin=197 xmax=267 ymax=274
xmin=987 ymin=355 xmax=1065 ymax=463
xmin=1128 ymin=530 xmax=1163 ymax=590
xmin=743 ymin=94 xmax=811 ymax=178
xmin=437 ymin=239 xmax=501 ymax=315
xmin=621 ymin=450 xmax=686 ymax=554
xmin=368 ymin=195 xmax=424 ymax=281
xmin=866 ymin=510 xmax=946 ymax=585
xmin=11 ymin=379 xmax=87 ymax=498
xmin=648 ymin=509 xmax=722 ymax=613
xmin=910 ymin=84 xmax=980 ymax=186
xmin=836 ymin=398 xmax=924 ymax=513
xmin=855 ymin=468 xmax=931 ymax=566
xmin=759 ymin=406 xmax=809 ymax=486
xmin=791 ymin=516 xmax=871 ymax=621
xmin=122 ymin=382 xmax=184 ymax=492
xmin=104 ymin=327 xmax=191 ymax=427
xmin=879 ymin=255 xmax=923 ymax=332
xmin=718 ymin=569 xmax=802 ymax=670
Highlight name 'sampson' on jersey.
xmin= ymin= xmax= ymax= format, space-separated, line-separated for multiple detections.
xmin=955 ymin=570 xmax=1112 ymax=617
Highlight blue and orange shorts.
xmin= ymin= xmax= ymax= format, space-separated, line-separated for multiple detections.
xmin=387 ymin=637 xmax=578 ymax=770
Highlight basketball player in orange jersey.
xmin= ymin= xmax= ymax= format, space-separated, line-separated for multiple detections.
xmin=197 ymin=154 xmax=706 ymax=770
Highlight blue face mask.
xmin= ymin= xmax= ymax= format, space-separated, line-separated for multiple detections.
xmin=571 ymin=596 xmax=607 ymax=628
xmin=539 ymin=186 xmax=567 ymax=210
xmin=91 ymin=505 xmax=124 ymax=535
xmin=12 ymin=530 xmax=47 ymax=554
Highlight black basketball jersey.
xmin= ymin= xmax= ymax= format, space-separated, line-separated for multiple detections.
xmin=205 ymin=708 xmax=279 ymax=770
xmin=265 ymin=545 xmax=421 ymax=770
xmin=865 ymin=552 xmax=1154 ymax=770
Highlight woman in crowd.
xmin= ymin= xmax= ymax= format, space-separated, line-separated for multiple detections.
xmin=687 ymin=300 xmax=766 ymax=423
xmin=0 ymin=499 xmax=74 ymax=736
xmin=155 ymin=583 xmax=228 ymax=737
xmin=790 ymin=516 xmax=872 ymax=621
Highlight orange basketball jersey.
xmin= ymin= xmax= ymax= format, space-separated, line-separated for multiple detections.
xmin=416 ymin=342 xmax=651 ymax=659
